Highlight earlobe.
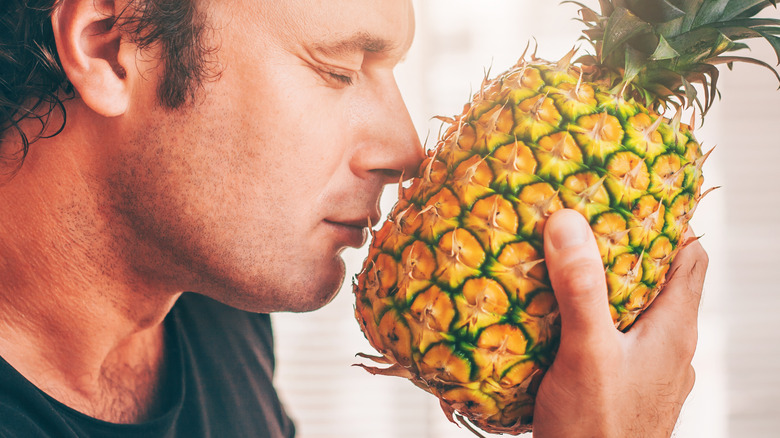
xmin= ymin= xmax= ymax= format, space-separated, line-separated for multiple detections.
xmin=51 ymin=0 xmax=134 ymax=117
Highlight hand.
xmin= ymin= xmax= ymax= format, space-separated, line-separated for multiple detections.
xmin=531 ymin=209 xmax=708 ymax=438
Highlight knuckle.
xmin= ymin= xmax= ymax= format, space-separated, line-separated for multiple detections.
xmin=685 ymin=365 xmax=696 ymax=394
xmin=698 ymin=246 xmax=709 ymax=268
xmin=677 ymin=237 xmax=708 ymax=265
xmin=687 ymin=259 xmax=707 ymax=294
xmin=692 ymin=244 xmax=709 ymax=271
xmin=675 ymin=327 xmax=699 ymax=363
xmin=686 ymin=239 xmax=709 ymax=271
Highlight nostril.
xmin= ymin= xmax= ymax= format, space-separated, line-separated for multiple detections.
xmin=379 ymin=169 xmax=404 ymax=180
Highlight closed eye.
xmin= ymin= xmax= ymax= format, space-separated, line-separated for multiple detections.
xmin=327 ymin=71 xmax=354 ymax=86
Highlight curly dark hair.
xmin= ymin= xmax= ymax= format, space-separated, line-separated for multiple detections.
xmin=0 ymin=0 xmax=218 ymax=173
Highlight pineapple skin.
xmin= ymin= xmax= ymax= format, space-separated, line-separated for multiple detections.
xmin=354 ymin=57 xmax=705 ymax=434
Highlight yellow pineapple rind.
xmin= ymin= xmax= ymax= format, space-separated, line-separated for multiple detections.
xmin=354 ymin=56 xmax=704 ymax=435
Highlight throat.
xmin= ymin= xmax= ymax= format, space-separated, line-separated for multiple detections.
xmin=94 ymin=340 xmax=174 ymax=424
xmin=94 ymin=322 xmax=175 ymax=424
xmin=43 ymin=321 xmax=176 ymax=424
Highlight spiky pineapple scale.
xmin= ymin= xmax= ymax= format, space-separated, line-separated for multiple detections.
xmin=354 ymin=59 xmax=704 ymax=434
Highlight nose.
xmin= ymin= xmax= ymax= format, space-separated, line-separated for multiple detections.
xmin=349 ymin=77 xmax=425 ymax=184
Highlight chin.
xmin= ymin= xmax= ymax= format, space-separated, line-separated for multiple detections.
xmin=289 ymin=286 xmax=341 ymax=312
xmin=284 ymin=259 xmax=346 ymax=312
xmin=205 ymin=256 xmax=347 ymax=314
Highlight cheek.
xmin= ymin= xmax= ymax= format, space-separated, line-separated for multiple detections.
xmin=107 ymin=60 xmax=361 ymax=306
xmin=233 ymin=97 xmax=352 ymax=200
xmin=216 ymin=42 xmax=360 ymax=199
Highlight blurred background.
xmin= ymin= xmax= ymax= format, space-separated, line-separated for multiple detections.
xmin=272 ymin=1 xmax=780 ymax=437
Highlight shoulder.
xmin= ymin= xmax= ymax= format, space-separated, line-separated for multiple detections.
xmin=0 ymin=404 xmax=65 ymax=437
xmin=0 ymin=360 xmax=73 ymax=437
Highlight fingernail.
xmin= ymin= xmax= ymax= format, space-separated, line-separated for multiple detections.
xmin=549 ymin=210 xmax=589 ymax=250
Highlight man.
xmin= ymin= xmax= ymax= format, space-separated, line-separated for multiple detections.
xmin=0 ymin=0 xmax=707 ymax=436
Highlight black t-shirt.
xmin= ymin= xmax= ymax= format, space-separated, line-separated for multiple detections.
xmin=0 ymin=293 xmax=296 ymax=437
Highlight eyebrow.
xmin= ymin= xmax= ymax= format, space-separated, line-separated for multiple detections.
xmin=313 ymin=32 xmax=395 ymax=57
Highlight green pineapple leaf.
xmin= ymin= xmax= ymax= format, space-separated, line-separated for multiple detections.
xmin=598 ymin=0 xmax=615 ymax=16
xmin=602 ymin=7 xmax=653 ymax=61
xmin=756 ymin=30 xmax=780 ymax=64
xmin=680 ymin=74 xmax=699 ymax=109
xmin=723 ymin=0 xmax=778 ymax=20
xmin=692 ymin=0 xmax=730 ymax=27
xmin=675 ymin=0 xmax=706 ymax=34
xmin=651 ymin=35 xmax=682 ymax=60
xmin=626 ymin=0 xmax=685 ymax=23
xmin=580 ymin=0 xmax=780 ymax=110
xmin=623 ymin=45 xmax=646 ymax=83
xmin=710 ymin=54 xmax=780 ymax=83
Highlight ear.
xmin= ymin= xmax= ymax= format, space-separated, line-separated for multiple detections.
xmin=51 ymin=0 xmax=136 ymax=117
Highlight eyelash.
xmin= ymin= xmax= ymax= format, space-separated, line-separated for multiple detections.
xmin=325 ymin=71 xmax=354 ymax=86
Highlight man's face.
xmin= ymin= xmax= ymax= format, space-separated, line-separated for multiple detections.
xmin=108 ymin=0 xmax=422 ymax=312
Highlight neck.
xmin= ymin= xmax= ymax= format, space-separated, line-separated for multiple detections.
xmin=0 ymin=107 xmax=182 ymax=423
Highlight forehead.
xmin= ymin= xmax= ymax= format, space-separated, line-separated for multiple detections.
xmin=236 ymin=0 xmax=416 ymax=60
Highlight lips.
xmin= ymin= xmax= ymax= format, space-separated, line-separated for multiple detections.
xmin=321 ymin=220 xmax=368 ymax=249
xmin=325 ymin=214 xmax=380 ymax=230
xmin=322 ymin=213 xmax=378 ymax=248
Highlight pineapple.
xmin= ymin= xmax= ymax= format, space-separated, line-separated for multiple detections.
xmin=354 ymin=0 xmax=780 ymax=434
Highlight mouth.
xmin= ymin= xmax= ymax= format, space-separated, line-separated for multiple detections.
xmin=322 ymin=219 xmax=373 ymax=248
xmin=326 ymin=210 xmax=381 ymax=228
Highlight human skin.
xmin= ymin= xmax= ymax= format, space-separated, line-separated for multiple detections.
xmin=0 ymin=0 xmax=422 ymax=423
xmin=0 ymin=0 xmax=706 ymax=433
xmin=534 ymin=210 xmax=706 ymax=437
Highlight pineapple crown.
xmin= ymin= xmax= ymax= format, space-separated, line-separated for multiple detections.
xmin=569 ymin=0 xmax=780 ymax=113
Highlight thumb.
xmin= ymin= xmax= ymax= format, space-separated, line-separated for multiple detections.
xmin=544 ymin=209 xmax=614 ymax=343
